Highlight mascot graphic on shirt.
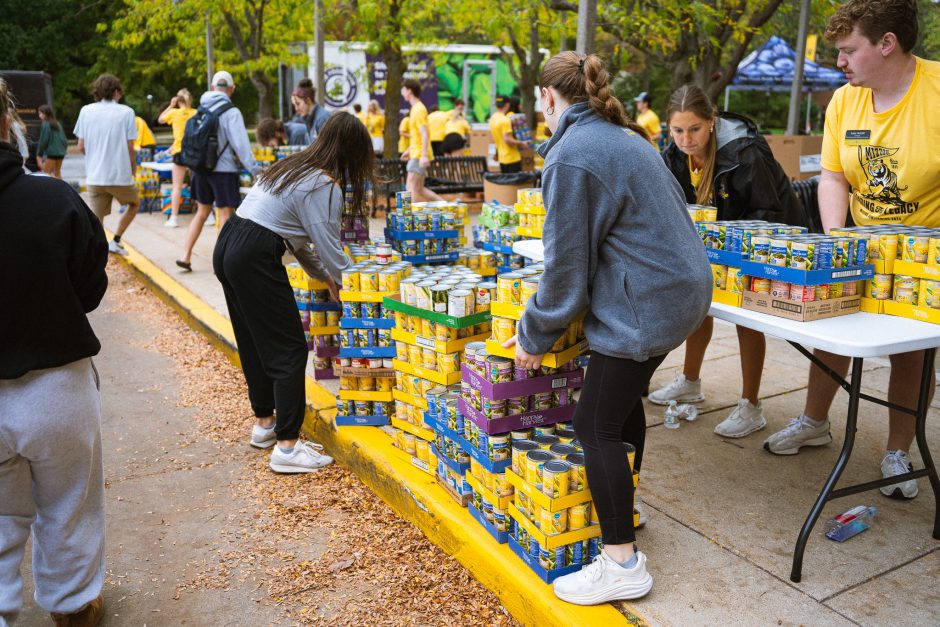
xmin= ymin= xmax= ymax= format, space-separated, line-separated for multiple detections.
xmin=855 ymin=144 xmax=918 ymax=221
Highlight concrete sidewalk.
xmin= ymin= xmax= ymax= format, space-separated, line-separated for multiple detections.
xmin=105 ymin=207 xmax=940 ymax=626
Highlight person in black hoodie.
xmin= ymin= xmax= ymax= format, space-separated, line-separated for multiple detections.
xmin=0 ymin=78 xmax=109 ymax=627
xmin=651 ymin=84 xmax=806 ymax=439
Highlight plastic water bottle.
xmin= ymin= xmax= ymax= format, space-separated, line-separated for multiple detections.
xmin=664 ymin=401 xmax=681 ymax=430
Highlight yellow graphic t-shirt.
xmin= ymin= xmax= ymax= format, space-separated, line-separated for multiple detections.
xmin=163 ymin=107 xmax=196 ymax=155
xmin=408 ymin=101 xmax=433 ymax=161
xmin=490 ymin=111 xmax=520 ymax=164
xmin=445 ymin=115 xmax=471 ymax=137
xmin=134 ymin=117 xmax=156 ymax=151
xmin=366 ymin=113 xmax=384 ymax=139
xmin=427 ymin=110 xmax=449 ymax=142
xmin=636 ymin=109 xmax=661 ymax=149
xmin=398 ymin=116 xmax=409 ymax=154
xmin=821 ymin=57 xmax=940 ymax=227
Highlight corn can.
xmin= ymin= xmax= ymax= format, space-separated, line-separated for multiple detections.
xmin=711 ymin=264 xmax=728 ymax=290
xmin=903 ymin=234 xmax=930 ymax=263
xmin=568 ymin=503 xmax=590 ymax=530
xmin=751 ymin=277 xmax=771 ymax=294
xmin=867 ymin=274 xmax=893 ymax=300
xmin=541 ymin=460 xmax=571 ymax=498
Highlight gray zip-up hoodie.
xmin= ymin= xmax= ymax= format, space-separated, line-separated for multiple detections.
xmin=517 ymin=102 xmax=712 ymax=362
xmin=199 ymin=90 xmax=260 ymax=175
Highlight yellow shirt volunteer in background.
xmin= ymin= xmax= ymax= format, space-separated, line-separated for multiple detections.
xmin=445 ymin=115 xmax=471 ymax=138
xmin=427 ymin=110 xmax=449 ymax=143
xmin=822 ymin=57 xmax=940 ymax=227
xmin=637 ymin=109 xmax=661 ymax=150
xmin=356 ymin=111 xmax=369 ymax=127
xmin=489 ymin=111 xmax=520 ymax=164
xmin=367 ymin=113 xmax=385 ymax=139
xmin=408 ymin=101 xmax=433 ymax=161
xmin=133 ymin=116 xmax=156 ymax=151
xmin=162 ymin=107 xmax=196 ymax=155
xmin=398 ymin=116 xmax=409 ymax=154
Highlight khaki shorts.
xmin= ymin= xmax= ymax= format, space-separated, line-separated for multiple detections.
xmin=87 ymin=185 xmax=139 ymax=220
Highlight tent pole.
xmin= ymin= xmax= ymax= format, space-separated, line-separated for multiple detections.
xmin=787 ymin=0 xmax=811 ymax=134
xmin=805 ymin=92 xmax=812 ymax=133
xmin=724 ymin=86 xmax=730 ymax=112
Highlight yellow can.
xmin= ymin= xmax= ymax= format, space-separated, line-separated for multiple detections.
xmin=341 ymin=269 xmax=360 ymax=292
xmin=376 ymin=376 xmax=393 ymax=392
xmin=711 ymin=264 xmax=728 ymax=290
xmin=539 ymin=507 xmax=567 ymax=535
xmin=903 ymin=234 xmax=930 ymax=264
xmin=702 ymin=207 xmax=718 ymax=221
xmin=829 ymin=282 xmax=844 ymax=299
xmin=359 ymin=269 xmax=379 ymax=292
xmin=541 ymin=460 xmax=571 ymax=499
xmin=520 ymin=277 xmax=541 ymax=304
xmin=867 ymin=274 xmax=893 ymax=300
xmin=339 ymin=376 xmax=358 ymax=391
xmin=415 ymin=438 xmax=429 ymax=463
xmin=420 ymin=317 xmax=434 ymax=339
xmin=727 ymin=267 xmax=744 ymax=294
xmin=497 ymin=273 xmax=522 ymax=305
xmin=482 ymin=468 xmax=495 ymax=493
xmin=359 ymin=376 xmax=376 ymax=392
xmin=929 ymin=238 xmax=940 ymax=266
xmin=421 ymin=348 xmax=437 ymax=370
xmin=436 ymin=351 xmax=461 ymax=374
xmin=751 ymin=277 xmax=772 ymax=294
xmin=879 ymin=233 xmax=900 ymax=261
xmin=568 ymin=503 xmax=590 ymax=530
xmin=435 ymin=323 xmax=458 ymax=342
xmin=408 ymin=344 xmax=423 ymax=365
xmin=815 ymin=283 xmax=830 ymax=301
xmin=402 ymin=433 xmax=417 ymax=456
xmin=687 ymin=206 xmax=703 ymax=222
xmin=492 ymin=473 xmax=513 ymax=498
xmin=894 ymin=275 xmax=920 ymax=302
xmin=492 ymin=317 xmax=516 ymax=344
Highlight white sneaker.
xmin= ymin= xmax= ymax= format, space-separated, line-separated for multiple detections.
xmin=250 ymin=424 xmax=276 ymax=449
xmin=165 ymin=216 xmax=179 ymax=228
xmin=880 ymin=450 xmax=918 ymax=499
xmin=648 ymin=373 xmax=705 ymax=406
xmin=205 ymin=212 xmax=216 ymax=227
xmin=269 ymin=441 xmax=333 ymax=473
xmin=108 ymin=240 xmax=128 ymax=256
xmin=763 ymin=415 xmax=832 ymax=455
xmin=553 ymin=550 xmax=653 ymax=605
xmin=714 ymin=399 xmax=767 ymax=438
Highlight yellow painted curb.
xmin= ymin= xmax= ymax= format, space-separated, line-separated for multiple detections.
xmin=111 ymin=235 xmax=647 ymax=627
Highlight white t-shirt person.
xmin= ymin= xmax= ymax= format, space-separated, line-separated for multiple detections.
xmin=73 ymin=100 xmax=137 ymax=186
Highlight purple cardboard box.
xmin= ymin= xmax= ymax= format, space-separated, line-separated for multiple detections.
xmin=461 ymin=364 xmax=584 ymax=401
xmin=458 ymin=397 xmax=577 ymax=435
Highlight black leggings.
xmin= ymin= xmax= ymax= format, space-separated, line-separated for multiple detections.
xmin=574 ymin=350 xmax=667 ymax=545
xmin=213 ymin=215 xmax=309 ymax=440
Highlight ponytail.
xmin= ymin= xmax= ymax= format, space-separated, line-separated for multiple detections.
xmin=540 ymin=52 xmax=649 ymax=141
xmin=666 ymin=84 xmax=718 ymax=205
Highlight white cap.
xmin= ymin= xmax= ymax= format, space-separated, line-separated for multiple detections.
xmin=212 ymin=71 xmax=234 ymax=88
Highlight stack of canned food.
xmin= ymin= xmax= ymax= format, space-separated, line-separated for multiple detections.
xmin=397 ymin=266 xmax=495 ymax=318
xmin=286 ymin=263 xmax=341 ymax=374
xmin=479 ymin=201 xmax=518 ymax=229
xmin=514 ymin=187 xmax=546 ymax=236
xmin=384 ymin=193 xmax=469 ymax=259
xmin=473 ymin=225 xmax=527 ymax=271
xmin=389 ymin=423 xmax=437 ymax=470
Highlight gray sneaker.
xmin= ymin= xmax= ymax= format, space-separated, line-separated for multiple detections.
xmin=648 ymin=373 xmax=705 ymax=406
xmin=714 ymin=399 xmax=767 ymax=438
xmin=763 ymin=415 xmax=832 ymax=455
xmin=108 ymin=240 xmax=128 ymax=256
xmin=250 ymin=424 xmax=276 ymax=449
xmin=269 ymin=441 xmax=333 ymax=473
xmin=880 ymin=450 xmax=918 ymax=499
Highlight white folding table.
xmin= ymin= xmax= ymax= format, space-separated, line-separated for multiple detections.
xmin=513 ymin=237 xmax=940 ymax=582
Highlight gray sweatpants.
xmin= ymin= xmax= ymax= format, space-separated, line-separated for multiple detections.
xmin=0 ymin=358 xmax=105 ymax=625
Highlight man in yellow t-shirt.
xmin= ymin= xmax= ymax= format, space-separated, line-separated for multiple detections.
xmin=763 ymin=0 xmax=939 ymax=502
xmin=633 ymin=92 xmax=662 ymax=150
xmin=489 ymin=96 xmax=527 ymax=173
xmin=443 ymin=98 xmax=472 ymax=156
xmin=133 ymin=116 xmax=156 ymax=152
xmin=353 ymin=103 xmax=369 ymax=127
xmin=427 ymin=106 xmax=449 ymax=157
xmin=398 ymin=115 xmax=409 ymax=155
xmin=400 ymin=79 xmax=443 ymax=202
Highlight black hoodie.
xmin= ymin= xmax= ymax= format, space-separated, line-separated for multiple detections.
xmin=662 ymin=112 xmax=807 ymax=227
xmin=0 ymin=141 xmax=108 ymax=379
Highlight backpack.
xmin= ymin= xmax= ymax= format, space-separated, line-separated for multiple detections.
xmin=178 ymin=101 xmax=235 ymax=173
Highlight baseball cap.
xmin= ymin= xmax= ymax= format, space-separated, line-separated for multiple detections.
xmin=634 ymin=91 xmax=650 ymax=103
xmin=212 ymin=71 xmax=235 ymax=88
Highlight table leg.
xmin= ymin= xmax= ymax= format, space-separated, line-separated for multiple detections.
xmin=790 ymin=357 xmax=865 ymax=583
xmin=913 ymin=348 xmax=940 ymax=540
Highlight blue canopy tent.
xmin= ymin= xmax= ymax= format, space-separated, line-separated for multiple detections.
xmin=724 ymin=36 xmax=847 ymax=129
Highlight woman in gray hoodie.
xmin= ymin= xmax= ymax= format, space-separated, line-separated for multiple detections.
xmin=505 ymin=52 xmax=712 ymax=604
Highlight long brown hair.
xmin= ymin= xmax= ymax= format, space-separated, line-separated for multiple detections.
xmin=259 ymin=112 xmax=375 ymax=217
xmin=39 ymin=104 xmax=59 ymax=131
xmin=666 ymin=84 xmax=717 ymax=205
xmin=539 ymin=52 xmax=649 ymax=141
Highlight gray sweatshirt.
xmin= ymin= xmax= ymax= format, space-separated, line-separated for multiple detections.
xmin=236 ymin=170 xmax=351 ymax=283
xmin=517 ymin=102 xmax=712 ymax=362
xmin=199 ymin=90 xmax=260 ymax=175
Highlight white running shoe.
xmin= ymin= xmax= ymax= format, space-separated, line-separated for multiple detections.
xmin=714 ymin=399 xmax=767 ymax=438
xmin=108 ymin=240 xmax=128 ymax=256
xmin=250 ymin=424 xmax=276 ymax=449
xmin=165 ymin=216 xmax=179 ymax=228
xmin=553 ymin=550 xmax=653 ymax=605
xmin=763 ymin=415 xmax=832 ymax=455
xmin=880 ymin=450 xmax=918 ymax=499
xmin=205 ymin=212 xmax=216 ymax=227
xmin=269 ymin=441 xmax=333 ymax=473
xmin=648 ymin=373 xmax=705 ymax=406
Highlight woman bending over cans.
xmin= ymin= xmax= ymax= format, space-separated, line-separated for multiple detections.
xmin=503 ymin=51 xmax=712 ymax=604
xmin=213 ymin=113 xmax=367 ymax=473
xmin=651 ymin=85 xmax=805 ymax=438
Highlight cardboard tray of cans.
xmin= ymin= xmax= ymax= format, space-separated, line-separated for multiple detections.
xmin=387 ymin=443 xmax=436 ymax=477
xmin=712 ymin=287 xmax=743 ymax=307
xmin=392 ymin=329 xmax=491 ymax=354
xmin=485 ymin=340 xmax=589 ymax=370
xmin=390 ymin=417 xmax=436 ymax=442
xmin=860 ymin=298 xmax=885 ymax=314
xmin=491 ymin=302 xmax=588 ymax=323
xmin=340 ymin=346 xmax=397 ymax=359
xmin=435 ymin=473 xmax=472 ymax=507
xmin=461 ymin=363 xmax=584 ymax=402
xmin=505 ymin=468 xmax=595 ymax=513
xmin=298 ymin=301 xmax=342 ymax=312
xmin=394 ymin=359 xmax=462 ymax=386
xmin=339 ymin=290 xmax=396 ymax=303
xmin=425 ymin=412 xmax=462 ymax=443
xmin=384 ymin=228 xmax=459 ymax=241
xmin=339 ymin=317 xmax=396 ymax=329
xmin=393 ymin=388 xmax=429 ymax=410
xmin=465 ymin=472 xmax=513 ymax=511
xmin=431 ymin=443 xmax=470 ymax=476
xmin=507 ymin=536 xmax=582 ymax=584
xmin=338 ymin=390 xmax=394 ymax=402
xmin=481 ymin=242 xmax=515 ymax=255
xmin=402 ymin=252 xmax=460 ymax=264
xmin=514 ymin=203 xmax=545 ymax=215
xmin=460 ymin=437 xmax=511 ymax=474
xmin=333 ymin=366 xmax=395 ymax=378
xmin=383 ymin=295 xmax=490 ymax=329
xmin=459 ymin=397 xmax=577 ymax=436
xmin=516 ymin=226 xmax=542 ymax=238
xmin=468 ymin=502 xmax=509 ymax=544
xmin=742 ymin=291 xmax=861 ymax=322
xmin=893 ymin=260 xmax=940 ymax=281
xmin=335 ymin=415 xmax=390 ymax=427
xmin=883 ymin=300 xmax=940 ymax=324
xmin=508 ymin=504 xmax=600 ymax=550
xmin=706 ymin=249 xmax=873 ymax=285
xmin=289 ymin=277 xmax=330 ymax=290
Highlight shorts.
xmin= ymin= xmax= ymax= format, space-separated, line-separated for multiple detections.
xmin=406 ymin=159 xmax=427 ymax=177
xmin=87 ymin=185 xmax=139 ymax=220
xmin=441 ymin=133 xmax=466 ymax=155
xmin=500 ymin=161 xmax=522 ymax=174
xmin=431 ymin=140 xmax=444 ymax=158
xmin=191 ymin=171 xmax=241 ymax=209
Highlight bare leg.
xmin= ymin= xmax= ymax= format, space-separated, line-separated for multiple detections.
xmin=113 ymin=202 xmax=138 ymax=238
xmin=803 ymin=350 xmax=851 ymax=421
xmin=53 ymin=159 xmax=63 ymax=179
xmin=170 ymin=164 xmax=186 ymax=219
xmin=179 ymin=202 xmax=212 ymax=264
xmin=408 ymin=172 xmax=444 ymax=202
xmin=216 ymin=207 xmax=233 ymax=228
xmin=738 ymin=326 xmax=766 ymax=405
xmin=683 ymin=316 xmax=713 ymax=381
xmin=887 ymin=351 xmax=936 ymax=451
